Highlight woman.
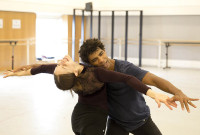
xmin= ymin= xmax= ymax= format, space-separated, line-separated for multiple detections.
xmin=4 ymin=55 xmax=173 ymax=135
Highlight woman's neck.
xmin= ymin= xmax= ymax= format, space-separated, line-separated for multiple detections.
xmin=76 ymin=64 xmax=84 ymax=75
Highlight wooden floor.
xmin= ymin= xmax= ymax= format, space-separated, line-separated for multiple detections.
xmin=0 ymin=67 xmax=200 ymax=135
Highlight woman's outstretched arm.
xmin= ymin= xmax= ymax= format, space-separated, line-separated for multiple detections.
xmin=3 ymin=64 xmax=57 ymax=78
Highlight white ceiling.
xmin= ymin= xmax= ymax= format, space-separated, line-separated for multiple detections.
xmin=1 ymin=0 xmax=200 ymax=15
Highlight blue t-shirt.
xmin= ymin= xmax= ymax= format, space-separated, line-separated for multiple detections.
xmin=107 ymin=59 xmax=150 ymax=131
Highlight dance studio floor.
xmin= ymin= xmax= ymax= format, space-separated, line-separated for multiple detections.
xmin=0 ymin=67 xmax=200 ymax=135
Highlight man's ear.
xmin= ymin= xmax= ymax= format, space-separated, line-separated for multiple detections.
xmin=73 ymin=69 xmax=79 ymax=76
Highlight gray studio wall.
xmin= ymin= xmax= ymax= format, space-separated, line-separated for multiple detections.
xmin=85 ymin=15 xmax=200 ymax=67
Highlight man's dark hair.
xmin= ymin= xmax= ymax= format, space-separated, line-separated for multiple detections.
xmin=79 ymin=38 xmax=105 ymax=63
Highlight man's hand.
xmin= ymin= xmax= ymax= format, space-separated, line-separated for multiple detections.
xmin=167 ymin=91 xmax=199 ymax=113
xmin=143 ymin=72 xmax=199 ymax=113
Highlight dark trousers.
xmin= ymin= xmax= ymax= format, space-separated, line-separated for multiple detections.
xmin=71 ymin=102 xmax=108 ymax=135
xmin=106 ymin=116 xmax=162 ymax=135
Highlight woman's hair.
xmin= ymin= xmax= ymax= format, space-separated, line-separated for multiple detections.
xmin=54 ymin=67 xmax=105 ymax=96
xmin=54 ymin=73 xmax=76 ymax=95
xmin=79 ymin=38 xmax=105 ymax=63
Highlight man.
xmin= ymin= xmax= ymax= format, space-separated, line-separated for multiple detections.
xmin=78 ymin=38 xmax=198 ymax=135
xmin=10 ymin=38 xmax=198 ymax=135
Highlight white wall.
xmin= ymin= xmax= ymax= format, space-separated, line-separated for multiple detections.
xmin=86 ymin=15 xmax=200 ymax=68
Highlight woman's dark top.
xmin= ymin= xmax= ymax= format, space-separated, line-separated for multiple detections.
xmin=31 ymin=64 xmax=150 ymax=111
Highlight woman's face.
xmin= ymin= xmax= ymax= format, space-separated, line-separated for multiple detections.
xmin=54 ymin=55 xmax=77 ymax=75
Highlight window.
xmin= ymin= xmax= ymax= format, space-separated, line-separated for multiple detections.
xmin=36 ymin=15 xmax=68 ymax=61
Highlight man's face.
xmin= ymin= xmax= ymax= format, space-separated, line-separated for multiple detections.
xmin=88 ymin=48 xmax=110 ymax=69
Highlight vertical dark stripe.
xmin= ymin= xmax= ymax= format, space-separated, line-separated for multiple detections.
xmin=125 ymin=11 xmax=128 ymax=61
xmin=11 ymin=42 xmax=17 ymax=70
xmin=98 ymin=11 xmax=101 ymax=40
xmin=139 ymin=10 xmax=143 ymax=67
xmin=81 ymin=10 xmax=85 ymax=45
xmin=72 ymin=9 xmax=76 ymax=61
xmin=90 ymin=10 xmax=93 ymax=38
xmin=111 ymin=11 xmax=114 ymax=59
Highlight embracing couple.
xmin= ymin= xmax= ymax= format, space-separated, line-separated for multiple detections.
xmin=4 ymin=38 xmax=199 ymax=135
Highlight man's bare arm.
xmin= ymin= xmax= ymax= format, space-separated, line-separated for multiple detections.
xmin=142 ymin=72 xmax=199 ymax=113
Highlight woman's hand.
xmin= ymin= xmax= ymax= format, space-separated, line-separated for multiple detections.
xmin=146 ymin=89 xmax=177 ymax=110
xmin=3 ymin=69 xmax=31 ymax=78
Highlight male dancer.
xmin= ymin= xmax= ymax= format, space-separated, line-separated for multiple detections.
xmin=78 ymin=38 xmax=198 ymax=135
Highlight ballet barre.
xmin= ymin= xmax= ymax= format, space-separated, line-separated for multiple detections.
xmin=162 ymin=40 xmax=200 ymax=69
xmin=0 ymin=40 xmax=18 ymax=70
